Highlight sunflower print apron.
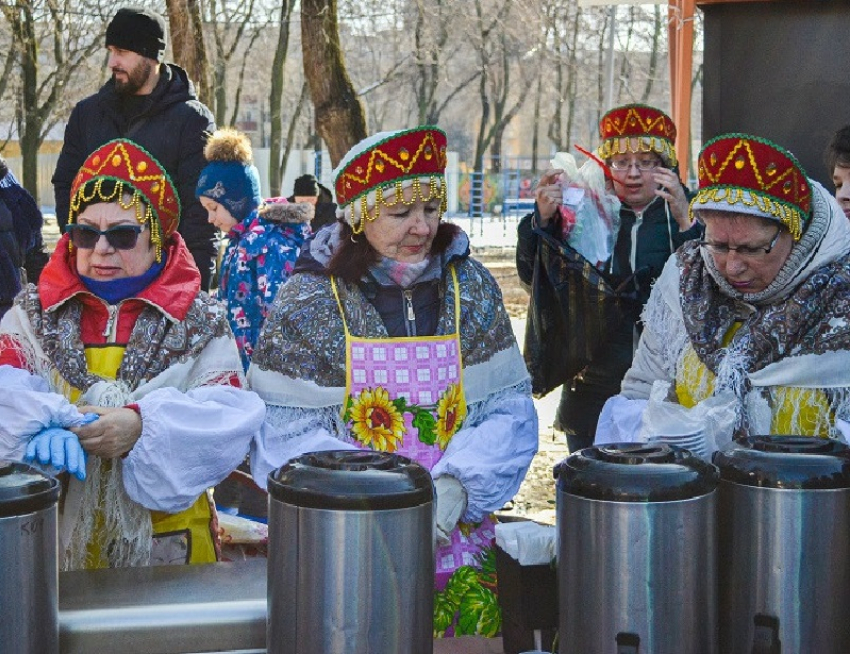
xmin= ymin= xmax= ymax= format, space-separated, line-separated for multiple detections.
xmin=331 ymin=267 xmax=501 ymax=638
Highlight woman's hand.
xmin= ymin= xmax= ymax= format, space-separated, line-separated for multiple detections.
xmin=534 ymin=168 xmax=565 ymax=228
xmin=24 ymin=427 xmax=88 ymax=481
xmin=71 ymin=406 xmax=143 ymax=459
xmin=652 ymin=168 xmax=692 ymax=231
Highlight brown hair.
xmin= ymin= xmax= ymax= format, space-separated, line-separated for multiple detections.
xmin=825 ymin=125 xmax=850 ymax=173
xmin=327 ymin=221 xmax=462 ymax=283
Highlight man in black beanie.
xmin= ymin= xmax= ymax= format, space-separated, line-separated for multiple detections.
xmin=289 ymin=174 xmax=319 ymax=202
xmin=51 ymin=6 xmax=218 ymax=290
xmin=286 ymin=174 xmax=338 ymax=231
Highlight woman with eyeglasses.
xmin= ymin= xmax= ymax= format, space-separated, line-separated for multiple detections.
xmin=597 ymin=133 xmax=850 ymax=447
xmin=517 ymin=103 xmax=702 ymax=454
xmin=248 ymin=127 xmax=537 ymax=640
xmin=0 ymin=139 xmax=265 ymax=569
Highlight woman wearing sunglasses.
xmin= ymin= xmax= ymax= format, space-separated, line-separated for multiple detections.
xmin=0 ymin=139 xmax=264 ymax=570
xmin=597 ymin=134 xmax=850 ymax=448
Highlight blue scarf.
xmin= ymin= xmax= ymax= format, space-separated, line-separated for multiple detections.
xmin=80 ymin=255 xmax=167 ymax=305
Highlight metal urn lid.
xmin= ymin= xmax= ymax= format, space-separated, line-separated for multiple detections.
xmin=0 ymin=461 xmax=60 ymax=518
xmin=555 ymin=442 xmax=719 ymax=502
xmin=268 ymin=450 xmax=434 ymax=510
xmin=714 ymin=435 xmax=850 ymax=489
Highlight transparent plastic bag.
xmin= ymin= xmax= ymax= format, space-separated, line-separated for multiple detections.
xmin=551 ymin=152 xmax=621 ymax=266
xmin=639 ymin=380 xmax=738 ymax=459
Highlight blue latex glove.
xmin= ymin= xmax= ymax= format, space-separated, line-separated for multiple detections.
xmin=24 ymin=427 xmax=88 ymax=481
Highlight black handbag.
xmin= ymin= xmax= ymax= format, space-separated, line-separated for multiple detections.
xmin=523 ymin=228 xmax=641 ymax=397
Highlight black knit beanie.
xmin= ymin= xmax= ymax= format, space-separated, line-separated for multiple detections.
xmin=293 ymin=174 xmax=319 ymax=197
xmin=106 ymin=7 xmax=167 ymax=61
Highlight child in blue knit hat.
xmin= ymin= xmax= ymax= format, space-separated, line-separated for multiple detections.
xmin=196 ymin=128 xmax=313 ymax=370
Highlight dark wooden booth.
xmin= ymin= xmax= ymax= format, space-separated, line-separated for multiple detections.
xmin=698 ymin=0 xmax=850 ymax=188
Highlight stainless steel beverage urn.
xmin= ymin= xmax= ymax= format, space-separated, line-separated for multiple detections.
xmin=266 ymin=450 xmax=435 ymax=654
xmin=556 ymin=443 xmax=718 ymax=654
xmin=714 ymin=435 xmax=850 ymax=653
xmin=0 ymin=461 xmax=60 ymax=653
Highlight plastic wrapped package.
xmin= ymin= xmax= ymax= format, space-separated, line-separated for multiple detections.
xmin=551 ymin=152 xmax=621 ymax=266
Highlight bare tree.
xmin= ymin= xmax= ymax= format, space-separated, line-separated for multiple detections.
xmin=1 ymin=1 xmax=103 ymax=199
xmin=0 ymin=29 xmax=16 ymax=115
xmin=268 ymin=0 xmax=297 ymax=196
xmin=409 ymin=0 xmax=479 ymax=127
xmin=165 ymin=0 xmax=212 ymax=107
xmin=300 ymin=0 xmax=366 ymax=166
xmin=640 ymin=5 xmax=663 ymax=103
xmin=469 ymin=0 xmax=537 ymax=172
xmin=2 ymin=0 xmax=696 ymax=200
xmin=539 ymin=1 xmax=580 ymax=154
xmin=278 ymin=81 xmax=310 ymax=195
xmin=203 ymin=0 xmax=269 ymax=126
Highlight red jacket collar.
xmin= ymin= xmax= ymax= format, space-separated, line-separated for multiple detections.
xmin=39 ymin=233 xmax=202 ymax=320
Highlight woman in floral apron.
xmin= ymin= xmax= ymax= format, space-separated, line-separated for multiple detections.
xmin=249 ymin=126 xmax=538 ymax=639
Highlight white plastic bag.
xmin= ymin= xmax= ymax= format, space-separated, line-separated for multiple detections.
xmin=550 ymin=152 xmax=621 ymax=265
xmin=594 ymin=394 xmax=648 ymax=445
xmin=639 ymin=380 xmax=738 ymax=458
xmin=494 ymin=521 xmax=557 ymax=566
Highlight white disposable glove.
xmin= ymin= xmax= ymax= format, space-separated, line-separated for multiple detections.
xmin=434 ymin=475 xmax=467 ymax=547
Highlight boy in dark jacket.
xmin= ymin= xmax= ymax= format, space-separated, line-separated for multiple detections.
xmin=51 ymin=7 xmax=217 ymax=290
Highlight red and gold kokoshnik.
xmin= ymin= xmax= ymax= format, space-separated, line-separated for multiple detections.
xmin=596 ymin=103 xmax=678 ymax=167
xmin=691 ymin=134 xmax=811 ymax=241
xmin=335 ymin=127 xmax=448 ymax=206
xmin=69 ymin=139 xmax=181 ymax=260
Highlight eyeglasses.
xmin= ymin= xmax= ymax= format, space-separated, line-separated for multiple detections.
xmin=608 ymin=158 xmax=661 ymax=172
xmin=65 ymin=223 xmax=144 ymax=250
xmin=699 ymin=226 xmax=782 ymax=258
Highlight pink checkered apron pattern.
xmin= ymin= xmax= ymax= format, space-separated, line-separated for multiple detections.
xmin=331 ymin=269 xmax=498 ymax=598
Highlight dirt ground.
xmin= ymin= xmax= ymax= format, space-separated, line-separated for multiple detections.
xmin=472 ymin=248 xmax=529 ymax=319
xmin=474 ymin=246 xmax=567 ymax=526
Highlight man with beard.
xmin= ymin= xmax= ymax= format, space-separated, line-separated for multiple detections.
xmin=52 ymin=7 xmax=218 ymax=290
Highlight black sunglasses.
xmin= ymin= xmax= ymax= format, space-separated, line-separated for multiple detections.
xmin=65 ymin=223 xmax=144 ymax=250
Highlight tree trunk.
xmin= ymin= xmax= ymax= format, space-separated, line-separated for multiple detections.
xmin=214 ymin=60 xmax=227 ymax=126
xmin=490 ymin=127 xmax=503 ymax=173
xmin=165 ymin=0 xmax=212 ymax=108
xmin=300 ymin=0 xmax=366 ymax=167
xmin=531 ymin=73 xmax=542 ymax=174
xmin=268 ymin=0 xmax=295 ymax=196
xmin=641 ymin=5 xmax=662 ymax=103
xmin=473 ymin=68 xmax=489 ymax=172
xmin=279 ymin=82 xmax=310 ymax=196
xmin=414 ymin=0 xmax=448 ymax=126
xmin=8 ymin=1 xmax=40 ymax=199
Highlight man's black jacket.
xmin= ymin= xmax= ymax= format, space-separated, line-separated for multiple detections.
xmin=52 ymin=63 xmax=217 ymax=289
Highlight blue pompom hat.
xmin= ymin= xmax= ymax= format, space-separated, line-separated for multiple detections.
xmin=196 ymin=128 xmax=263 ymax=223
xmin=196 ymin=161 xmax=262 ymax=223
